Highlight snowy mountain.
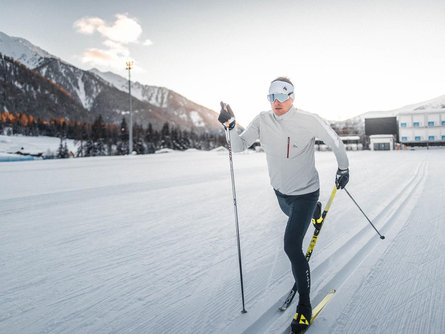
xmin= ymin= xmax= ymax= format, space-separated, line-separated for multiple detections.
xmin=36 ymin=58 xmax=103 ymax=110
xmin=0 ymin=31 xmax=56 ymax=68
xmin=89 ymin=68 xmax=220 ymax=130
xmin=0 ymin=54 xmax=92 ymax=122
xmin=389 ymin=93 xmax=445 ymax=114
xmin=362 ymin=94 xmax=445 ymax=119
xmin=0 ymin=31 xmax=221 ymax=133
xmin=89 ymin=68 xmax=170 ymax=108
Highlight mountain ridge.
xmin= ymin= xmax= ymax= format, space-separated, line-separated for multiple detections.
xmin=0 ymin=31 xmax=221 ymax=133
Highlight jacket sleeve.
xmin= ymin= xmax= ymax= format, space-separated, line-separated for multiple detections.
xmin=312 ymin=114 xmax=349 ymax=170
xmin=229 ymin=114 xmax=261 ymax=152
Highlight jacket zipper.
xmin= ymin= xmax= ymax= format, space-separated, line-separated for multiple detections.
xmin=287 ymin=137 xmax=290 ymax=158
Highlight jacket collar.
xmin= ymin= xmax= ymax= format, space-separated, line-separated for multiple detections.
xmin=272 ymin=105 xmax=296 ymax=121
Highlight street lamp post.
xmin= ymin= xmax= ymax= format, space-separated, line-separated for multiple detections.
xmin=126 ymin=61 xmax=134 ymax=154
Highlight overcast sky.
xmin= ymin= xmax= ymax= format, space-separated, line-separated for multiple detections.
xmin=1 ymin=0 xmax=445 ymax=126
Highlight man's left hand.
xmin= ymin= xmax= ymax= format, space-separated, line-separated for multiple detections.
xmin=336 ymin=168 xmax=349 ymax=189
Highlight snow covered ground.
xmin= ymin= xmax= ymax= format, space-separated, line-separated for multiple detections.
xmin=0 ymin=149 xmax=444 ymax=334
xmin=0 ymin=135 xmax=78 ymax=161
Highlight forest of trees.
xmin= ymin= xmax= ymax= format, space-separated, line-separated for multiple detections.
xmin=0 ymin=111 xmax=226 ymax=158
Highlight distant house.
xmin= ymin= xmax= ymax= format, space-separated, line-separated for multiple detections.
xmin=314 ymin=136 xmax=363 ymax=151
xmin=369 ymin=135 xmax=395 ymax=151
xmin=340 ymin=136 xmax=362 ymax=151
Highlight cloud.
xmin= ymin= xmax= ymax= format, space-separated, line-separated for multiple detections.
xmin=81 ymin=48 xmax=125 ymax=70
xmin=73 ymin=17 xmax=105 ymax=35
xmin=74 ymin=13 xmax=152 ymax=71
xmin=74 ymin=14 xmax=142 ymax=44
xmin=102 ymin=40 xmax=130 ymax=57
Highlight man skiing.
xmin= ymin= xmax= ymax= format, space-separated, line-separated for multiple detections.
xmin=218 ymin=77 xmax=349 ymax=332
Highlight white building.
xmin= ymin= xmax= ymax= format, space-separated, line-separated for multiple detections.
xmin=369 ymin=134 xmax=395 ymax=151
xmin=365 ymin=94 xmax=445 ymax=148
xmin=398 ymin=111 xmax=445 ymax=145
xmin=340 ymin=136 xmax=363 ymax=151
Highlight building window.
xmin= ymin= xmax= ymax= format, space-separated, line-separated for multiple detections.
xmin=401 ymin=122 xmax=407 ymax=127
xmin=442 ymin=136 xmax=445 ymax=140
xmin=442 ymin=121 xmax=445 ymax=126
xmin=401 ymin=136 xmax=408 ymax=141
xmin=429 ymin=136 xmax=435 ymax=141
xmin=374 ymin=143 xmax=390 ymax=151
xmin=428 ymin=121 xmax=435 ymax=126
xmin=413 ymin=122 xmax=420 ymax=127
xmin=415 ymin=136 xmax=421 ymax=141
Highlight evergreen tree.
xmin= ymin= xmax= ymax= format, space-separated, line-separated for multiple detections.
xmin=160 ymin=122 xmax=172 ymax=148
xmin=75 ymin=123 xmax=89 ymax=157
xmin=57 ymin=137 xmax=69 ymax=158
xmin=91 ymin=115 xmax=106 ymax=156
xmin=116 ymin=117 xmax=129 ymax=155
xmin=84 ymin=138 xmax=95 ymax=157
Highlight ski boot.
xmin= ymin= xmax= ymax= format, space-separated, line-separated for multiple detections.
xmin=290 ymin=302 xmax=312 ymax=334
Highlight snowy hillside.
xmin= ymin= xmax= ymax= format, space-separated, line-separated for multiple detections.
xmin=390 ymin=94 xmax=445 ymax=114
xmin=362 ymin=94 xmax=445 ymax=119
xmin=0 ymin=31 xmax=55 ymax=68
xmin=0 ymin=150 xmax=444 ymax=334
xmin=89 ymin=68 xmax=170 ymax=108
xmin=89 ymin=68 xmax=218 ymax=129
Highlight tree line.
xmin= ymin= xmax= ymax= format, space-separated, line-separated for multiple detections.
xmin=0 ymin=111 xmax=226 ymax=158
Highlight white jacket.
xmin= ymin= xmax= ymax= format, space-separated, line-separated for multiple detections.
xmin=230 ymin=106 xmax=349 ymax=195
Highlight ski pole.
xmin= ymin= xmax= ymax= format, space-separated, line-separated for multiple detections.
xmin=344 ymin=188 xmax=385 ymax=240
xmin=224 ymin=127 xmax=247 ymax=314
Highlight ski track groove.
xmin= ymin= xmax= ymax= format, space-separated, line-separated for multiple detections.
xmin=329 ymin=161 xmax=444 ymax=334
xmin=238 ymin=162 xmax=426 ymax=334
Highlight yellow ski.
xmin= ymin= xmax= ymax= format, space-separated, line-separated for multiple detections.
xmin=311 ymin=289 xmax=336 ymax=321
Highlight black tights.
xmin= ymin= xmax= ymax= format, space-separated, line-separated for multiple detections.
xmin=274 ymin=189 xmax=319 ymax=305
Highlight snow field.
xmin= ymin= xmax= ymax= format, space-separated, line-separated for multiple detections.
xmin=0 ymin=135 xmax=78 ymax=161
xmin=0 ymin=150 xmax=444 ymax=334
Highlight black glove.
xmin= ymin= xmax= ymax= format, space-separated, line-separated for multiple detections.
xmin=218 ymin=101 xmax=236 ymax=130
xmin=335 ymin=168 xmax=349 ymax=189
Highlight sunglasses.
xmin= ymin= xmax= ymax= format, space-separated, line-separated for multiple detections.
xmin=267 ymin=92 xmax=293 ymax=103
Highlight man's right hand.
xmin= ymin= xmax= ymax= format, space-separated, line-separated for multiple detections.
xmin=218 ymin=101 xmax=236 ymax=130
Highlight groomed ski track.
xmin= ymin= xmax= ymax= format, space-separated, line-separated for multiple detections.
xmin=1 ymin=150 xmax=444 ymax=334
xmin=240 ymin=161 xmax=428 ymax=334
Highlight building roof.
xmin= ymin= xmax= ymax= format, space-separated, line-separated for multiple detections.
xmin=369 ymin=134 xmax=395 ymax=139
xmin=340 ymin=136 xmax=361 ymax=140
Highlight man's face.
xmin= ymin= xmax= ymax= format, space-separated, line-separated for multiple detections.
xmin=271 ymin=97 xmax=294 ymax=116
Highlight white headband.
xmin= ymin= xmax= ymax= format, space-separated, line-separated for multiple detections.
xmin=269 ymin=80 xmax=295 ymax=99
